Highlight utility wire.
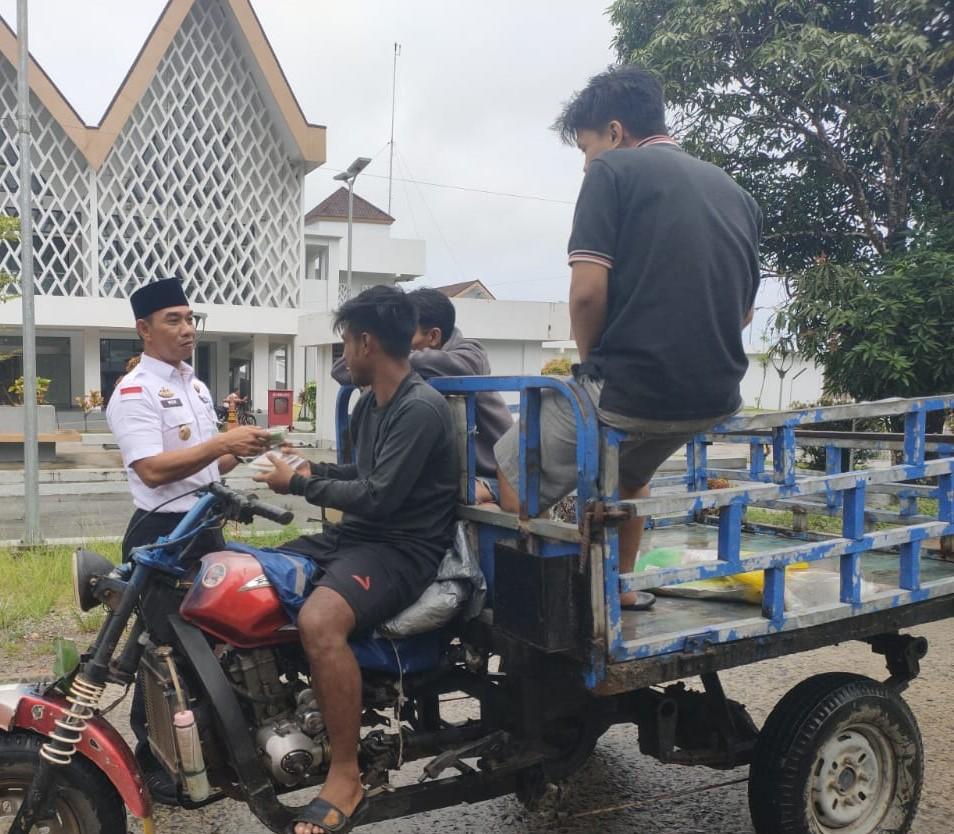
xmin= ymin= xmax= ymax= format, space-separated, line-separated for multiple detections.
xmin=396 ymin=147 xmax=467 ymax=281
xmin=316 ymin=164 xmax=574 ymax=206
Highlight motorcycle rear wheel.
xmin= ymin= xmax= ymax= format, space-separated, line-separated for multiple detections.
xmin=0 ymin=732 xmax=127 ymax=834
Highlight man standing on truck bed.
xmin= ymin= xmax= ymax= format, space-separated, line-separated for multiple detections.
xmin=495 ymin=65 xmax=762 ymax=609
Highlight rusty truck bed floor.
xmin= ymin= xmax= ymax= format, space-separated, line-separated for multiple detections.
xmin=619 ymin=523 xmax=954 ymax=646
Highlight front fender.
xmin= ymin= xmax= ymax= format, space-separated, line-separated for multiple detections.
xmin=0 ymin=682 xmax=151 ymax=818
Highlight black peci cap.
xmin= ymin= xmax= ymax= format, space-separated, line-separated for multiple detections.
xmin=130 ymin=277 xmax=189 ymax=320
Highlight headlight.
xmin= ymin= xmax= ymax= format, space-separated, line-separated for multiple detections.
xmin=71 ymin=549 xmax=116 ymax=612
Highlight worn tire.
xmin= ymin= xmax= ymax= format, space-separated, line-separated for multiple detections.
xmin=0 ymin=731 xmax=127 ymax=834
xmin=749 ymin=673 xmax=922 ymax=834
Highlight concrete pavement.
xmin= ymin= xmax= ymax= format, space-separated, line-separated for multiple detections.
xmin=0 ymin=438 xmax=335 ymax=541
xmin=0 ymin=435 xmax=744 ymax=541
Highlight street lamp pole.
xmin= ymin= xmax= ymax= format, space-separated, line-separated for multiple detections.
xmin=333 ymin=157 xmax=371 ymax=301
xmin=17 ymin=0 xmax=41 ymax=544
xmin=346 ymin=180 xmax=354 ymax=296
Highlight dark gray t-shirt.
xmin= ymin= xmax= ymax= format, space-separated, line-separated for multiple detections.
xmin=568 ymin=143 xmax=761 ymax=420
xmin=289 ymin=372 xmax=458 ymax=567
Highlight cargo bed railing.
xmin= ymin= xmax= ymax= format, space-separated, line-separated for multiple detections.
xmin=604 ymin=395 xmax=954 ymax=664
xmin=336 ymin=381 xmax=954 ymax=685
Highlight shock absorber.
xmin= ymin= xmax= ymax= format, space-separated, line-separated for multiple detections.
xmin=39 ymin=674 xmax=105 ymax=766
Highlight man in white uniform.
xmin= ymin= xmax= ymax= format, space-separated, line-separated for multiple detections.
xmin=106 ymin=276 xmax=270 ymax=801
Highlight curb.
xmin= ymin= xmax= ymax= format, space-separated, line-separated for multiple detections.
xmin=0 ymin=467 xmax=266 ymax=497
xmin=0 ymin=527 xmax=323 ymax=549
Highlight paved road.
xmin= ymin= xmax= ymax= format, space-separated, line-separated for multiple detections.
xmin=114 ymin=618 xmax=954 ymax=834
xmin=0 ymin=446 xmax=335 ymax=541
xmin=0 ymin=489 xmax=326 ymax=541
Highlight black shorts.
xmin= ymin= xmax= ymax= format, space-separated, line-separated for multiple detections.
xmin=281 ymin=530 xmax=439 ymax=635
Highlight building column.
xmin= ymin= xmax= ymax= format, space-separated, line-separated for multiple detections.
xmin=83 ymin=328 xmax=101 ymax=395
xmin=292 ymin=341 xmax=306 ymax=400
xmin=252 ymin=333 xmax=269 ymax=418
xmin=327 ymin=239 xmax=342 ymax=307
xmin=214 ymin=338 xmax=229 ymax=404
xmin=316 ymin=345 xmax=346 ymax=450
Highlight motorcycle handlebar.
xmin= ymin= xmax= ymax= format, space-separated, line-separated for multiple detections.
xmin=245 ymin=495 xmax=295 ymax=526
xmin=205 ymin=481 xmax=295 ymax=526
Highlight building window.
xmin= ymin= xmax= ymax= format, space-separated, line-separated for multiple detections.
xmin=0 ymin=335 xmax=72 ymax=408
xmin=100 ymin=338 xmax=143 ymax=404
xmin=273 ymin=347 xmax=287 ymax=388
xmin=315 ymin=246 xmax=329 ymax=281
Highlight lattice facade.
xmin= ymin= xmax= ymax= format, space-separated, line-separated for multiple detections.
xmin=0 ymin=0 xmax=303 ymax=308
xmin=0 ymin=60 xmax=92 ymax=297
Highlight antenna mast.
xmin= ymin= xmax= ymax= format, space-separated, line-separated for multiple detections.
xmin=388 ymin=42 xmax=401 ymax=214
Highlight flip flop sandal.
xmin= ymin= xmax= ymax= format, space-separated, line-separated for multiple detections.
xmin=620 ymin=591 xmax=656 ymax=611
xmin=287 ymin=795 xmax=369 ymax=833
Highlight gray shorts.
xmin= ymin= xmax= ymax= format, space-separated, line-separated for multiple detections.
xmin=493 ymin=377 xmax=725 ymax=511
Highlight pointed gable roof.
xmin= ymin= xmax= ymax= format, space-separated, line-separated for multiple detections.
xmin=0 ymin=0 xmax=326 ymax=171
xmin=305 ymin=187 xmax=395 ymax=226
xmin=435 ymin=280 xmax=496 ymax=300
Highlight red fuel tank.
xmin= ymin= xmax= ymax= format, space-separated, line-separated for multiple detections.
xmin=179 ymin=552 xmax=298 ymax=648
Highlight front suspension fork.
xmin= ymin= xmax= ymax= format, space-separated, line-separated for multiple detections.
xmin=9 ymin=564 xmax=151 ymax=834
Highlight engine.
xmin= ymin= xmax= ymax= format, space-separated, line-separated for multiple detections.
xmin=225 ymin=648 xmax=330 ymax=787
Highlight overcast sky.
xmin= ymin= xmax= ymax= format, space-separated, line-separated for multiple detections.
xmin=0 ymin=0 xmax=617 ymax=302
xmin=0 ymin=0 xmax=773 ymax=339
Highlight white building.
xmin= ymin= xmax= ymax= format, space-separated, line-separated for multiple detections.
xmin=542 ymin=341 xmax=826 ymax=410
xmin=0 ymin=0 xmax=325 ymax=411
xmin=299 ymin=274 xmax=571 ymax=448
xmin=739 ymin=349 xmax=825 ymax=410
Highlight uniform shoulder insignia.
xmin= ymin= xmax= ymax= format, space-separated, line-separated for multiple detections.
xmin=157 ymin=387 xmax=174 ymax=398
xmin=193 ymin=382 xmax=201 ymax=393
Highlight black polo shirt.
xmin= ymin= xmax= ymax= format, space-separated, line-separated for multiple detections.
xmin=568 ymin=141 xmax=762 ymax=420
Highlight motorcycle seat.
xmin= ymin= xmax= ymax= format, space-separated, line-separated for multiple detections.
xmin=218 ymin=536 xmax=483 ymax=677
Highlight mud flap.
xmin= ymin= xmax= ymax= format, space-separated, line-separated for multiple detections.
xmin=0 ymin=683 xmax=151 ymax=819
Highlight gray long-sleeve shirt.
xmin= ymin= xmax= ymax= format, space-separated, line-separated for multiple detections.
xmin=288 ymin=372 xmax=458 ymax=566
xmin=332 ymin=328 xmax=512 ymax=478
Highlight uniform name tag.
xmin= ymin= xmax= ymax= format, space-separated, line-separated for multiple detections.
xmin=160 ymin=398 xmax=184 ymax=408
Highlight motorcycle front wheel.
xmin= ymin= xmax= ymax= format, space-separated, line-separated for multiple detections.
xmin=0 ymin=732 xmax=127 ymax=834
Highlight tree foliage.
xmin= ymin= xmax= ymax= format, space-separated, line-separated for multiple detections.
xmin=779 ymin=219 xmax=954 ymax=406
xmin=0 ymin=215 xmax=19 ymax=302
xmin=541 ymin=357 xmax=573 ymax=376
xmin=610 ymin=0 xmax=953 ymax=271
xmin=609 ymin=1 xmax=954 ymax=404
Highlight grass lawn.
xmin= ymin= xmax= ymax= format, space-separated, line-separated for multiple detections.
xmin=0 ymin=524 xmax=303 ymax=664
xmin=745 ymin=498 xmax=941 ymax=536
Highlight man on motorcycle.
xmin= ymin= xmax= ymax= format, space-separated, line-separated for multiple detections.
xmin=331 ymin=286 xmax=512 ymax=504
xmin=254 ymin=284 xmax=459 ymax=834
xmin=106 ymin=276 xmax=271 ymax=801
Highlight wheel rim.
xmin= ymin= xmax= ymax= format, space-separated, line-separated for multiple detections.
xmin=0 ymin=783 xmax=82 ymax=834
xmin=809 ymin=725 xmax=896 ymax=832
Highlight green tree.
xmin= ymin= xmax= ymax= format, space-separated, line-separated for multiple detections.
xmin=0 ymin=215 xmax=19 ymax=303
xmin=541 ymin=356 xmax=573 ymax=376
xmin=0 ymin=216 xmax=20 ymax=378
xmin=781 ymin=220 xmax=954 ymax=416
xmin=610 ymin=0 xmax=953 ymax=269
xmin=609 ymin=1 xmax=954 ymax=413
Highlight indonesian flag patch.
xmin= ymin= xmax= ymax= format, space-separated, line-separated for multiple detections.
xmin=119 ymin=386 xmax=143 ymax=399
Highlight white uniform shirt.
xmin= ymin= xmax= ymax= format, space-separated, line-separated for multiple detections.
xmin=106 ymin=353 xmax=221 ymax=512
